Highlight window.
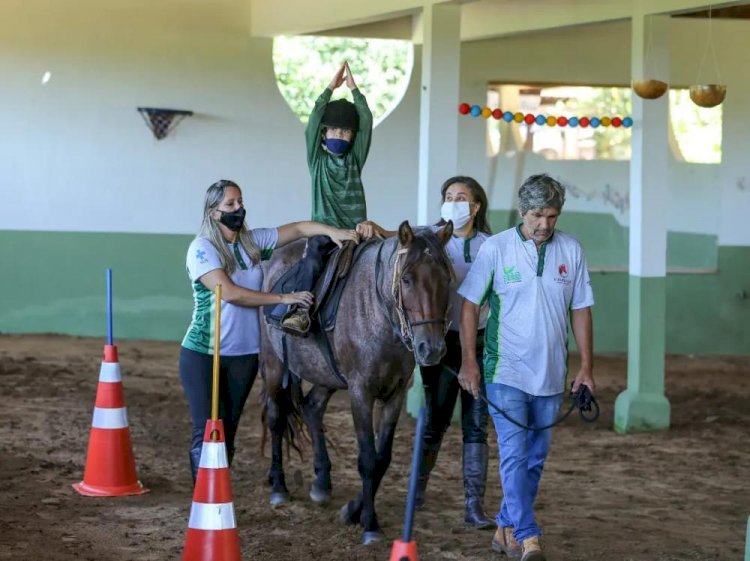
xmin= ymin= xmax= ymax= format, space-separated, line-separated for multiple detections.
xmin=487 ymin=84 xmax=721 ymax=163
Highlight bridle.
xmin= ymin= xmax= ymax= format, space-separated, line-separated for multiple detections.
xmin=376 ymin=240 xmax=450 ymax=352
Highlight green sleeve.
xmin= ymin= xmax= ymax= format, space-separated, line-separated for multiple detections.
xmin=351 ymin=88 xmax=373 ymax=168
xmin=305 ymin=88 xmax=333 ymax=168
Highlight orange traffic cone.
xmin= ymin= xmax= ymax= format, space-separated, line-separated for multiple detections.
xmin=73 ymin=344 xmax=148 ymax=497
xmin=183 ymin=419 xmax=241 ymax=561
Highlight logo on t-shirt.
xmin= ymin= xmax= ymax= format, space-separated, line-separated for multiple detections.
xmin=503 ymin=265 xmax=522 ymax=284
xmin=555 ymin=263 xmax=571 ymax=285
xmin=196 ymin=249 xmax=208 ymax=264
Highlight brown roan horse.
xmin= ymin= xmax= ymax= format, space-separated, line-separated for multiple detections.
xmin=259 ymin=221 xmax=454 ymax=544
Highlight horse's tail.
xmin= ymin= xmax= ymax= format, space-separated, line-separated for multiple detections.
xmin=260 ymin=368 xmax=308 ymax=461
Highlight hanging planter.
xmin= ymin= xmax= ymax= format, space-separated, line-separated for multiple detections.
xmin=690 ymin=6 xmax=726 ymax=108
xmin=632 ymin=79 xmax=668 ymax=100
xmin=632 ymin=17 xmax=668 ymax=100
xmin=689 ymin=84 xmax=726 ymax=108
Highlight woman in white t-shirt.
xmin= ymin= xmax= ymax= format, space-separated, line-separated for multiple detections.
xmin=356 ymin=176 xmax=493 ymax=528
xmin=180 ymin=179 xmax=358 ymax=483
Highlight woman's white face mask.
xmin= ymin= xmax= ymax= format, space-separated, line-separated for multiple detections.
xmin=440 ymin=201 xmax=473 ymax=229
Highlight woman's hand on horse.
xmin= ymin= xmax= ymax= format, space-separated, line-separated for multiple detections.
xmin=458 ymin=361 xmax=481 ymax=399
xmin=281 ymin=291 xmax=314 ymax=308
xmin=356 ymin=220 xmax=386 ymax=240
xmin=328 ymin=227 xmax=361 ymax=247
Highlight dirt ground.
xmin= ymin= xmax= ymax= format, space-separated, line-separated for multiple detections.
xmin=0 ymin=334 xmax=748 ymax=561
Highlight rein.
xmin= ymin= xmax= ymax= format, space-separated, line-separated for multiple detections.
xmin=375 ymin=239 xmax=449 ymax=351
xmin=443 ymin=365 xmax=600 ymax=430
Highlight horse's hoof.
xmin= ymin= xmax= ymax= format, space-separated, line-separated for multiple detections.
xmin=362 ymin=531 xmax=384 ymax=545
xmin=309 ymin=484 xmax=331 ymax=506
xmin=269 ymin=491 xmax=289 ymax=507
xmin=338 ymin=504 xmax=355 ymax=525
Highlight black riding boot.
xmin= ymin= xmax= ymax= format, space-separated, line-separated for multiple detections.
xmin=415 ymin=440 xmax=443 ymax=509
xmin=189 ymin=445 xmax=202 ymax=486
xmin=463 ymin=442 xmax=493 ymax=529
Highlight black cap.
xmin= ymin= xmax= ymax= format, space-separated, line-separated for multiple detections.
xmin=321 ymin=99 xmax=359 ymax=131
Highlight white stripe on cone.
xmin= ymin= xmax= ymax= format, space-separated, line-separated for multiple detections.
xmin=188 ymin=502 xmax=237 ymax=530
xmin=92 ymin=407 xmax=129 ymax=429
xmin=98 ymin=362 xmax=122 ymax=383
xmin=198 ymin=442 xmax=229 ymax=469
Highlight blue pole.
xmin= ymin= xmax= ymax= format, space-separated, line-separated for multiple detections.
xmin=106 ymin=268 xmax=113 ymax=345
xmin=402 ymin=406 xmax=426 ymax=543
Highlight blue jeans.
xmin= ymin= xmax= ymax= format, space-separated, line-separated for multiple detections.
xmin=486 ymin=383 xmax=563 ymax=542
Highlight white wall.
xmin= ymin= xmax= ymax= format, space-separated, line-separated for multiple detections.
xmin=0 ymin=0 xmax=422 ymax=235
xmin=1 ymin=3 xmax=749 ymax=245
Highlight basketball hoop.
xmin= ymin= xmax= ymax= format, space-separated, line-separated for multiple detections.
xmin=137 ymin=107 xmax=193 ymax=140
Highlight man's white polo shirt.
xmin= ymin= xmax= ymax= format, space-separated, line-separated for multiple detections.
xmin=458 ymin=225 xmax=594 ymax=396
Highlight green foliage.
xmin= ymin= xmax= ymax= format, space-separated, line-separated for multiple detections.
xmin=273 ymin=36 xmax=413 ymax=125
xmin=570 ymin=87 xmax=633 ymax=160
xmin=669 ymin=89 xmax=722 ymax=164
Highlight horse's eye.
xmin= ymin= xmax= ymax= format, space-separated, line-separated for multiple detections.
xmin=402 ymin=275 xmax=412 ymax=287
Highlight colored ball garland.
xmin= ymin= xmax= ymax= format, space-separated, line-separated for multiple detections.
xmin=457 ymin=102 xmax=632 ymax=128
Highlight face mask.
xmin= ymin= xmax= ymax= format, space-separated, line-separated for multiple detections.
xmin=219 ymin=207 xmax=246 ymax=231
xmin=324 ymin=138 xmax=351 ymax=155
xmin=440 ymin=201 xmax=472 ymax=230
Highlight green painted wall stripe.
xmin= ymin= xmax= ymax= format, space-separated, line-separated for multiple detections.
xmin=0 ymin=230 xmax=193 ymax=341
xmin=0 ymin=229 xmax=748 ymax=354
xmin=490 ymin=210 xmax=719 ymax=269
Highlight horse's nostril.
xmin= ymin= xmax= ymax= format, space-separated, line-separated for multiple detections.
xmin=417 ymin=341 xmax=429 ymax=358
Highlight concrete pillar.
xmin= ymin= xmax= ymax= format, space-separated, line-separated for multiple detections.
xmin=614 ymin=12 xmax=671 ymax=433
xmin=408 ymin=2 xmax=462 ymax=419
xmin=416 ymin=1 xmax=461 ymax=224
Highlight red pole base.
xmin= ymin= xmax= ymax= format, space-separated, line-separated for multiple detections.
xmin=389 ymin=539 xmax=419 ymax=561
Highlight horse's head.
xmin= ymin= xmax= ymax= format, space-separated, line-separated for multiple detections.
xmin=393 ymin=220 xmax=454 ymax=366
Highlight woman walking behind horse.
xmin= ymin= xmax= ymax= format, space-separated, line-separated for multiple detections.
xmin=179 ymin=179 xmax=358 ymax=483
xmin=358 ymin=176 xmax=494 ymax=528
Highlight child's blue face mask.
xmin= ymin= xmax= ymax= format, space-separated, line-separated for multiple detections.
xmin=324 ymin=138 xmax=351 ymax=155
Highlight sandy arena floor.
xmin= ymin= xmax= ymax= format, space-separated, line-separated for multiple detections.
xmin=0 ymin=334 xmax=748 ymax=561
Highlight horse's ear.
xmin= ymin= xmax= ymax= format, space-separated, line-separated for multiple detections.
xmin=436 ymin=220 xmax=453 ymax=246
xmin=398 ymin=220 xmax=414 ymax=246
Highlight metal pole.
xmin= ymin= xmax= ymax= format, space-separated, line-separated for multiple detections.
xmin=402 ymin=406 xmax=426 ymax=543
xmin=106 ymin=268 xmax=113 ymax=345
xmin=211 ymin=284 xmax=222 ymax=425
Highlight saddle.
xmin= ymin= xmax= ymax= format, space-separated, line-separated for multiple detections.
xmin=265 ymin=239 xmax=373 ymax=334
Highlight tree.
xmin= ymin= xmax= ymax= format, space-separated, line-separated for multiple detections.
xmin=273 ymin=36 xmax=413 ymax=125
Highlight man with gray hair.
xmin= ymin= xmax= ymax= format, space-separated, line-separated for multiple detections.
xmin=457 ymin=174 xmax=595 ymax=561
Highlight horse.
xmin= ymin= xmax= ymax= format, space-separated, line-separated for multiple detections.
xmin=259 ymin=221 xmax=454 ymax=544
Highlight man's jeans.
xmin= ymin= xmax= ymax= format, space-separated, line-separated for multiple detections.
xmin=486 ymin=383 xmax=563 ymax=542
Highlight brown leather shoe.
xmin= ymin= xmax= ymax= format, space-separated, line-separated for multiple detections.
xmin=520 ymin=536 xmax=546 ymax=561
xmin=281 ymin=310 xmax=310 ymax=336
xmin=491 ymin=526 xmax=522 ymax=559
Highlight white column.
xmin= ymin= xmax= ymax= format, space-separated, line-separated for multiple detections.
xmin=629 ymin=13 xmax=670 ymax=277
xmin=417 ymin=2 xmax=461 ymax=225
xmin=614 ymin=12 xmax=671 ymax=433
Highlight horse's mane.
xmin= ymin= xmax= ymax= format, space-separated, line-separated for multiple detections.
xmin=401 ymin=227 xmax=454 ymax=278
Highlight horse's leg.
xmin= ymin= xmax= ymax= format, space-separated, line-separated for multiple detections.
xmin=372 ymin=389 xmax=406 ymax=497
xmin=339 ymin=391 xmax=389 ymax=544
xmin=303 ymin=384 xmax=336 ymax=505
xmin=339 ymin=390 xmax=406 ymax=544
xmin=262 ymin=353 xmax=290 ymax=506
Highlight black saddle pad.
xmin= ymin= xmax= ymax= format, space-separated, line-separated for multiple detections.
xmin=264 ymin=239 xmax=377 ymax=332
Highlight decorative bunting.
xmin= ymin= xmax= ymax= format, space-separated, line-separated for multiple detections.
xmin=458 ymin=103 xmax=632 ymax=128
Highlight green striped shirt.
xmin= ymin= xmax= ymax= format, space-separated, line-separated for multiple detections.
xmin=305 ymin=87 xmax=373 ymax=229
